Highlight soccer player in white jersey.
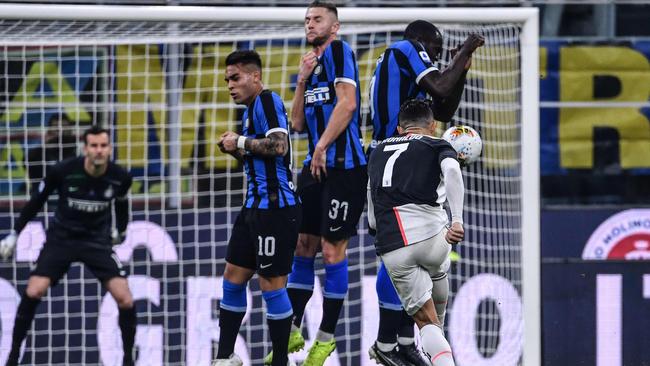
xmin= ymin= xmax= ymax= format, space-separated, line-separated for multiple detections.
xmin=367 ymin=99 xmax=465 ymax=366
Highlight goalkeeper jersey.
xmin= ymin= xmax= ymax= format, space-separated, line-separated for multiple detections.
xmin=15 ymin=157 xmax=132 ymax=246
xmin=302 ymin=39 xmax=366 ymax=170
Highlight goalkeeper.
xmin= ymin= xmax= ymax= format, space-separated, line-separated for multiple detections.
xmin=367 ymin=20 xmax=483 ymax=366
xmin=0 ymin=126 xmax=136 ymax=366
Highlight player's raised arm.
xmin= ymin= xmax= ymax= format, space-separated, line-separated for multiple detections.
xmin=399 ymin=20 xmax=483 ymax=100
xmin=291 ymin=51 xmax=318 ymax=132
xmin=433 ymin=69 xmax=468 ymax=123
xmin=419 ymin=33 xmax=484 ymax=99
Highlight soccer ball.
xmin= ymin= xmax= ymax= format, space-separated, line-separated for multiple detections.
xmin=442 ymin=125 xmax=483 ymax=165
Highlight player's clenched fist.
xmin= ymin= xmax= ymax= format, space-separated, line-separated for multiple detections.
xmin=218 ymin=131 xmax=240 ymax=153
xmin=445 ymin=222 xmax=465 ymax=245
xmin=461 ymin=33 xmax=485 ymax=53
xmin=298 ymin=51 xmax=319 ymax=83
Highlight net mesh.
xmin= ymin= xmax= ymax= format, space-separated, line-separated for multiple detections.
xmin=0 ymin=17 xmax=524 ymax=366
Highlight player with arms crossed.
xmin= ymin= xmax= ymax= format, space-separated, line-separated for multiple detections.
xmin=368 ymin=20 xmax=483 ymax=366
xmin=0 ymin=126 xmax=136 ymax=366
xmin=264 ymin=1 xmax=367 ymax=365
xmin=367 ymin=99 xmax=465 ymax=366
xmin=213 ymin=50 xmax=300 ymax=366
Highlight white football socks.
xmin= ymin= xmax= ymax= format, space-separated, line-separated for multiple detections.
xmin=419 ymin=324 xmax=454 ymax=366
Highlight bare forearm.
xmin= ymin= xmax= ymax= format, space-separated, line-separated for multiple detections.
xmin=316 ymin=79 xmax=358 ymax=151
xmin=434 ymin=70 xmax=467 ymax=122
xmin=291 ymin=81 xmax=307 ymax=132
xmin=244 ymin=133 xmax=288 ymax=157
xmin=317 ymin=107 xmax=352 ymax=149
xmin=432 ymin=50 xmax=472 ymax=97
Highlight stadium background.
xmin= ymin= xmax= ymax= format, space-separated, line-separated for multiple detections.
xmin=0 ymin=1 xmax=649 ymax=365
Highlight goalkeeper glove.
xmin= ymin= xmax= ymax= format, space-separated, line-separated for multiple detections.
xmin=111 ymin=228 xmax=126 ymax=245
xmin=0 ymin=230 xmax=17 ymax=260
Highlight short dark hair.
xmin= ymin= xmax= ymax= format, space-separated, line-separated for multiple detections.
xmin=308 ymin=0 xmax=338 ymax=18
xmin=83 ymin=125 xmax=110 ymax=145
xmin=225 ymin=49 xmax=262 ymax=70
xmin=398 ymin=99 xmax=435 ymax=128
xmin=404 ymin=20 xmax=442 ymax=45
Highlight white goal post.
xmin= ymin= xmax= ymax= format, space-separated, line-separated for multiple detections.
xmin=0 ymin=4 xmax=539 ymax=366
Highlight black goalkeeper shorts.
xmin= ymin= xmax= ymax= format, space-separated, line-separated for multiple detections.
xmin=31 ymin=239 xmax=127 ymax=285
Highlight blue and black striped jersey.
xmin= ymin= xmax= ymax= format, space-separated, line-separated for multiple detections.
xmin=370 ymin=40 xmax=438 ymax=141
xmin=242 ymin=90 xmax=298 ymax=209
xmin=303 ymin=39 xmax=366 ymax=169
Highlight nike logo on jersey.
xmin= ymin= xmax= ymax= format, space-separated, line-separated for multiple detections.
xmin=260 ymin=263 xmax=273 ymax=269
xmin=329 ymin=226 xmax=342 ymax=232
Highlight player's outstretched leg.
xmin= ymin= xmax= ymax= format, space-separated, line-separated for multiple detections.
xmin=370 ymin=263 xmax=410 ymax=366
xmin=420 ymin=324 xmax=454 ymax=366
xmin=413 ymin=301 xmax=454 ymax=366
xmin=431 ymin=272 xmax=449 ymax=326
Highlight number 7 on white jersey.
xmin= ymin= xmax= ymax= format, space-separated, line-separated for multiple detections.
xmin=382 ymin=143 xmax=409 ymax=187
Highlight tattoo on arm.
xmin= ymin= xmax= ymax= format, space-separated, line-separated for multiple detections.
xmin=244 ymin=132 xmax=288 ymax=157
xmin=229 ymin=149 xmax=245 ymax=162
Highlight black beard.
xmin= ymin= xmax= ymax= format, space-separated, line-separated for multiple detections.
xmin=308 ymin=34 xmax=328 ymax=47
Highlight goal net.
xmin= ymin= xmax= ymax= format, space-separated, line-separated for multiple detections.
xmin=0 ymin=5 xmax=539 ymax=366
